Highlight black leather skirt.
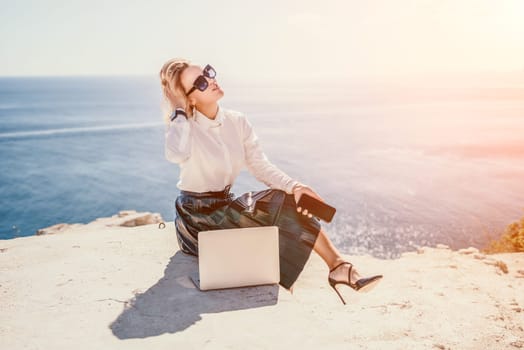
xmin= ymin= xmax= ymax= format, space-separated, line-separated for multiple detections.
xmin=174 ymin=184 xmax=321 ymax=290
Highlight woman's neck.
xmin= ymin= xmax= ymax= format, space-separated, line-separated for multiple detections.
xmin=197 ymin=103 xmax=219 ymax=120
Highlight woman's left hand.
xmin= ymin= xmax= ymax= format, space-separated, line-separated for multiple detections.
xmin=292 ymin=183 xmax=325 ymax=218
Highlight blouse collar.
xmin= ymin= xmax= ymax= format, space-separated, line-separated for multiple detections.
xmin=194 ymin=104 xmax=224 ymax=129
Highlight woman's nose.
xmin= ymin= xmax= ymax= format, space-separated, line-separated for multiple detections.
xmin=207 ymin=77 xmax=218 ymax=88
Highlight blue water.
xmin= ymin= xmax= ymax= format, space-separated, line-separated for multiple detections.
xmin=1 ymin=76 xmax=523 ymax=258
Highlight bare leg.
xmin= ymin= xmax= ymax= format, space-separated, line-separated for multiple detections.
xmin=312 ymin=228 xmax=362 ymax=283
xmin=312 ymin=228 xmax=345 ymax=269
xmin=287 ymin=228 xmax=362 ymax=293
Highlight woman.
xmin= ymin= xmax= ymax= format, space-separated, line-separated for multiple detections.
xmin=159 ymin=58 xmax=382 ymax=304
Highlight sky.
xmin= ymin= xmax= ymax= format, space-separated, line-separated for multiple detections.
xmin=1 ymin=0 xmax=524 ymax=82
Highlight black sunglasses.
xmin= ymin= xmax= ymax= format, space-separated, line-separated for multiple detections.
xmin=185 ymin=64 xmax=216 ymax=96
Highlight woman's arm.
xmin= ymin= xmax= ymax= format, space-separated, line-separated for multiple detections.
xmin=165 ymin=115 xmax=192 ymax=164
xmin=241 ymin=114 xmax=302 ymax=194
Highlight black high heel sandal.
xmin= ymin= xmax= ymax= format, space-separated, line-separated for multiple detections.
xmin=328 ymin=261 xmax=383 ymax=305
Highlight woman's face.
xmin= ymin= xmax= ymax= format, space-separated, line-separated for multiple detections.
xmin=181 ymin=64 xmax=224 ymax=107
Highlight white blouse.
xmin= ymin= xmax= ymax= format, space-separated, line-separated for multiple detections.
xmin=164 ymin=103 xmax=300 ymax=194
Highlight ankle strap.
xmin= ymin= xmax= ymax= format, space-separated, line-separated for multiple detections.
xmin=329 ymin=261 xmax=352 ymax=273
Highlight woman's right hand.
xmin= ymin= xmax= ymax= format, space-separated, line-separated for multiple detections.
xmin=166 ymin=87 xmax=188 ymax=114
xmin=173 ymin=99 xmax=187 ymax=111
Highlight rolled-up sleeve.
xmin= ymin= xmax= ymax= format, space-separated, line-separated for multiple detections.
xmin=165 ymin=116 xmax=192 ymax=164
xmin=241 ymin=114 xmax=300 ymax=194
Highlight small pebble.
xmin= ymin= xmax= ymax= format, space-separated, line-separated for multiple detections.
xmin=458 ymin=247 xmax=479 ymax=255
xmin=496 ymin=260 xmax=509 ymax=274
xmin=510 ymin=340 xmax=523 ymax=348
xmin=436 ymin=244 xmax=450 ymax=249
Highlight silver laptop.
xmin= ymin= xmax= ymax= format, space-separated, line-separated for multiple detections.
xmin=190 ymin=226 xmax=280 ymax=291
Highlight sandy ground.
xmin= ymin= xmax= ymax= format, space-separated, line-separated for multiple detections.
xmin=1 ymin=222 xmax=523 ymax=350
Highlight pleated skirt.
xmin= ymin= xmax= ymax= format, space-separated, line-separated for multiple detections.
xmin=173 ymin=185 xmax=321 ymax=290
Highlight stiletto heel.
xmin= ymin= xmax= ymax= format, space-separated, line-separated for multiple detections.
xmin=328 ymin=261 xmax=383 ymax=305
xmin=329 ymin=282 xmax=347 ymax=305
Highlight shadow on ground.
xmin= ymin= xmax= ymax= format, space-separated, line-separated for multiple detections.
xmin=110 ymin=250 xmax=279 ymax=338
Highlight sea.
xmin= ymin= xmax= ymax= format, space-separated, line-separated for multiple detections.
xmin=1 ymin=75 xmax=523 ymax=258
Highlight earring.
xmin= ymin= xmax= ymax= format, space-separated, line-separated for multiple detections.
xmin=192 ymin=104 xmax=196 ymax=117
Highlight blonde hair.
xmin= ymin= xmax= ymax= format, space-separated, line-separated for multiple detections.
xmin=159 ymin=57 xmax=196 ymax=125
